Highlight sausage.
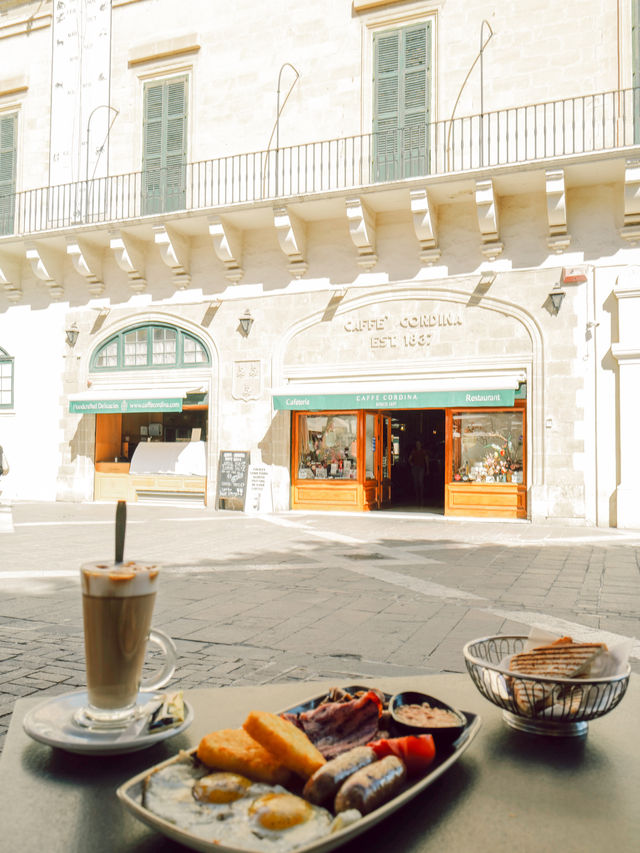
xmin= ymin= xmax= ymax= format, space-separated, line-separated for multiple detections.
xmin=302 ymin=746 xmax=376 ymax=806
xmin=334 ymin=755 xmax=407 ymax=815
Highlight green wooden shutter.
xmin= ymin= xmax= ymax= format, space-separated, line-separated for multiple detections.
xmin=373 ymin=30 xmax=401 ymax=180
xmin=402 ymin=24 xmax=430 ymax=176
xmin=633 ymin=1 xmax=640 ymax=142
xmin=142 ymin=77 xmax=187 ymax=214
xmin=0 ymin=113 xmax=17 ymax=235
xmin=142 ymin=82 xmax=164 ymax=214
xmin=164 ymin=79 xmax=187 ymax=211
xmin=373 ymin=22 xmax=431 ymax=181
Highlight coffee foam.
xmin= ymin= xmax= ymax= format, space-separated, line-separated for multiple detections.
xmin=80 ymin=560 xmax=159 ymax=598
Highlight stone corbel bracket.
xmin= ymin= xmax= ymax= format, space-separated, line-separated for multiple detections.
xmin=209 ymin=216 xmax=243 ymax=283
xmin=274 ymin=207 xmax=308 ymax=278
xmin=410 ymin=189 xmax=441 ymax=264
xmin=153 ymin=225 xmax=191 ymax=289
xmin=545 ymin=169 xmax=571 ymax=253
xmin=110 ymin=231 xmax=147 ymax=292
xmin=346 ymin=197 xmax=377 ymax=269
xmin=0 ymin=254 xmax=22 ymax=303
xmin=25 ymin=243 xmax=64 ymax=299
xmin=475 ymin=180 xmax=503 ymax=260
xmin=66 ymin=238 xmax=104 ymax=296
xmin=621 ymin=158 xmax=640 ymax=245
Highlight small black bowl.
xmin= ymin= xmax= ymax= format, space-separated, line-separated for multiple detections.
xmin=389 ymin=691 xmax=467 ymax=749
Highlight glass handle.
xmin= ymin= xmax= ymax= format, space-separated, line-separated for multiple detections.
xmin=140 ymin=628 xmax=177 ymax=692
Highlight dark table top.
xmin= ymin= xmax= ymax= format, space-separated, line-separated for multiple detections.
xmin=1 ymin=674 xmax=638 ymax=853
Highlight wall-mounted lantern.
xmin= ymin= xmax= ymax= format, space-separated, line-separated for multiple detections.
xmin=549 ymin=290 xmax=566 ymax=314
xmin=65 ymin=322 xmax=80 ymax=347
xmin=238 ymin=309 xmax=254 ymax=337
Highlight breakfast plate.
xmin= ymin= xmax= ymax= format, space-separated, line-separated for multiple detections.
xmin=117 ymin=685 xmax=481 ymax=853
xmin=23 ymin=689 xmax=194 ymax=755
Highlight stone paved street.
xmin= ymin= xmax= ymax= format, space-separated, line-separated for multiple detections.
xmin=1 ymin=501 xmax=639 ymax=752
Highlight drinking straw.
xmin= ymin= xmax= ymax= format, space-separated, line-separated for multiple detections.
xmin=115 ymin=500 xmax=126 ymax=564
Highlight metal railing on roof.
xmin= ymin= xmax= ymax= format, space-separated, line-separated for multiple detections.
xmin=1 ymin=86 xmax=638 ymax=237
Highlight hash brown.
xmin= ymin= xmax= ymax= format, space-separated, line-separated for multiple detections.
xmin=243 ymin=710 xmax=326 ymax=780
xmin=196 ymin=727 xmax=293 ymax=785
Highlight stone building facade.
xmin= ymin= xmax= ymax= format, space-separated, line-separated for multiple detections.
xmin=0 ymin=0 xmax=639 ymax=526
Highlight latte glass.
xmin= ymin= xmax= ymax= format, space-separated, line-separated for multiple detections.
xmin=75 ymin=560 xmax=176 ymax=729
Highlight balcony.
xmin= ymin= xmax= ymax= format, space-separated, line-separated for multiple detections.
xmin=1 ymin=87 xmax=639 ymax=238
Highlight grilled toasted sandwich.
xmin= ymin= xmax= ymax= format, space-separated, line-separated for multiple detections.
xmin=508 ymin=639 xmax=608 ymax=713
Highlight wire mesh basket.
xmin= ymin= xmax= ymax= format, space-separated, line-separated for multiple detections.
xmin=463 ymin=635 xmax=630 ymax=736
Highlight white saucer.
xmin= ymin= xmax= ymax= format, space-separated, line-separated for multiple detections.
xmin=23 ymin=690 xmax=193 ymax=755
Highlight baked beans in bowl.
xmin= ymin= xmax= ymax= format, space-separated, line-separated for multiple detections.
xmin=389 ymin=691 xmax=467 ymax=748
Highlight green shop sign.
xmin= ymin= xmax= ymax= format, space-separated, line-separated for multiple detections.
xmin=273 ymin=389 xmax=516 ymax=411
xmin=69 ymin=398 xmax=183 ymax=414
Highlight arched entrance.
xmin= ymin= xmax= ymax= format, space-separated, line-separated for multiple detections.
xmin=273 ymin=286 xmax=538 ymax=519
xmin=68 ymin=320 xmax=214 ymax=504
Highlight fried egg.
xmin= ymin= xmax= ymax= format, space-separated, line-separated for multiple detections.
xmin=247 ymin=792 xmax=332 ymax=848
xmin=193 ymin=772 xmax=253 ymax=804
xmin=142 ymin=755 xmax=336 ymax=852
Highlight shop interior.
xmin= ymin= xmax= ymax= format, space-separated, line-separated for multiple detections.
xmin=96 ymin=405 xmax=208 ymax=465
xmin=93 ymin=398 xmax=209 ymax=503
xmin=389 ymin=409 xmax=445 ymax=511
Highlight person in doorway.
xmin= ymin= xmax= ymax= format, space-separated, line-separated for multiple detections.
xmin=409 ymin=440 xmax=428 ymax=505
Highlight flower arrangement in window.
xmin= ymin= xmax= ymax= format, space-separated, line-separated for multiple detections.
xmin=480 ymin=432 xmax=522 ymax=481
xmin=453 ymin=424 xmax=523 ymax=484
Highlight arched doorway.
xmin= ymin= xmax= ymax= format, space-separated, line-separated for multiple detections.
xmin=69 ymin=321 xmax=213 ymax=504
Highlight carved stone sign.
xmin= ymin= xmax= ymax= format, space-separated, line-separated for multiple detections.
xmin=343 ymin=309 xmax=463 ymax=352
xmin=284 ymin=299 xmax=532 ymax=369
xmin=232 ymin=360 xmax=262 ymax=401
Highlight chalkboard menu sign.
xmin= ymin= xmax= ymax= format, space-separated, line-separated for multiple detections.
xmin=216 ymin=451 xmax=250 ymax=508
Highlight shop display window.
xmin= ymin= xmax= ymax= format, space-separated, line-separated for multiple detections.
xmin=95 ymin=407 xmax=208 ymax=464
xmin=451 ymin=410 xmax=524 ymax=484
xmin=296 ymin=414 xmax=358 ymax=480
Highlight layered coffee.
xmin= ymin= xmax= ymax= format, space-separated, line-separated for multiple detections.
xmin=80 ymin=560 xmax=159 ymax=720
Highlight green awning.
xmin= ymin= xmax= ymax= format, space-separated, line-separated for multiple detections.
xmin=69 ymin=397 xmax=183 ymax=414
xmin=273 ymin=388 xmax=516 ymax=411
xmin=68 ymin=384 xmax=207 ymax=414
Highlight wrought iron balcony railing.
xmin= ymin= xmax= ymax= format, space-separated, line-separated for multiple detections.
xmin=1 ymin=86 xmax=639 ymax=238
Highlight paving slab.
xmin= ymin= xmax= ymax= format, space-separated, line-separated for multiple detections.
xmin=0 ymin=500 xmax=638 ymax=752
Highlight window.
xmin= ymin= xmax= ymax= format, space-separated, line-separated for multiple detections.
xmin=95 ymin=339 xmax=118 ymax=368
xmin=183 ymin=334 xmax=208 ymax=364
xmin=142 ymin=76 xmax=187 ymax=215
xmin=296 ymin=414 xmax=358 ymax=480
xmin=373 ymin=22 xmax=431 ymax=181
xmin=123 ymin=328 xmax=148 ymax=366
xmin=92 ymin=324 xmax=209 ymax=371
xmin=365 ymin=413 xmax=375 ymax=479
xmin=0 ymin=347 xmax=14 ymax=408
xmin=0 ymin=113 xmax=17 ymax=236
xmin=451 ymin=410 xmax=525 ymax=485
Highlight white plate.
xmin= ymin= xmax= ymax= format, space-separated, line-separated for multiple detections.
xmin=117 ymin=687 xmax=481 ymax=853
xmin=23 ymin=690 xmax=193 ymax=755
